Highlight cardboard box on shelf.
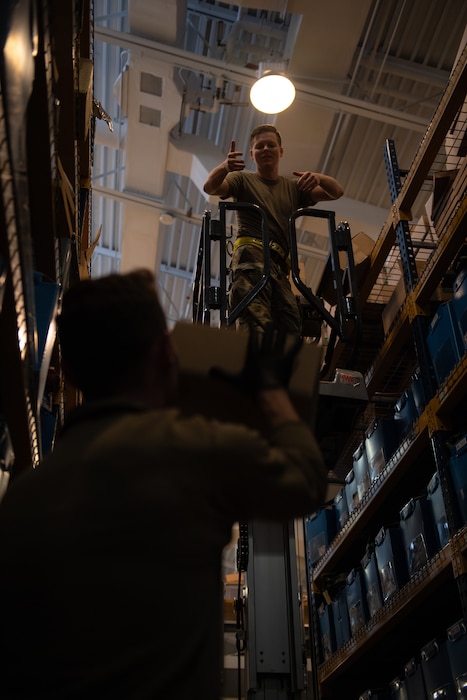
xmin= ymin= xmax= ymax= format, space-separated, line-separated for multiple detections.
xmin=317 ymin=231 xmax=375 ymax=306
xmin=381 ymin=260 xmax=452 ymax=335
xmin=432 ymin=169 xmax=459 ymax=224
xmin=410 ymin=209 xmax=438 ymax=242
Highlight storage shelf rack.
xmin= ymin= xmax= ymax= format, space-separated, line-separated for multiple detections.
xmin=309 ymin=42 xmax=467 ymax=700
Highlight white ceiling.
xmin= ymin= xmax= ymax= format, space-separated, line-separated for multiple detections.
xmin=91 ymin=0 xmax=467 ymax=327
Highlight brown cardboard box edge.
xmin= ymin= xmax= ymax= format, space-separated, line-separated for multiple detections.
xmin=381 ymin=260 xmax=452 ymax=335
xmin=170 ymin=323 xmax=322 ymax=433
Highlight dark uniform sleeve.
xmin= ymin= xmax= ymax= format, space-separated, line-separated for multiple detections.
xmin=204 ymin=416 xmax=328 ymax=522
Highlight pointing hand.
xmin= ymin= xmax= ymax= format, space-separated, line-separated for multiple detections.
xmin=225 ymin=139 xmax=245 ymax=172
xmin=293 ymin=170 xmax=320 ymax=193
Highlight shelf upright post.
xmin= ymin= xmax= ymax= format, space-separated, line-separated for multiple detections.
xmin=383 ymin=139 xmax=437 ymax=404
xmin=202 ymin=208 xmax=212 ymax=326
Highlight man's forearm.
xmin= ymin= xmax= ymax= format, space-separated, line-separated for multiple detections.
xmin=203 ymin=163 xmax=229 ymax=195
xmin=256 ymin=387 xmax=301 ymax=431
xmin=316 ymin=173 xmax=344 ymax=200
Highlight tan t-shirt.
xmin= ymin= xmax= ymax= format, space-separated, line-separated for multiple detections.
xmin=226 ymin=171 xmax=315 ymax=254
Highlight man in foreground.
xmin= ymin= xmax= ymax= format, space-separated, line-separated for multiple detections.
xmin=0 ymin=269 xmax=327 ymax=699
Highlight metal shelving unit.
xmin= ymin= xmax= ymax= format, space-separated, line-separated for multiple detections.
xmin=309 ymin=43 xmax=467 ymax=700
xmin=0 ymin=0 xmax=93 ymax=476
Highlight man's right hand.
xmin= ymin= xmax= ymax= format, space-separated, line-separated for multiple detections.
xmin=224 ymin=140 xmax=245 ymax=172
xmin=203 ymin=139 xmax=244 ymax=196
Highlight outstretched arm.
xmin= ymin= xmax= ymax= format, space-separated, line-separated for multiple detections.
xmin=292 ymin=171 xmax=344 ymax=202
xmin=203 ymin=140 xmax=245 ymax=197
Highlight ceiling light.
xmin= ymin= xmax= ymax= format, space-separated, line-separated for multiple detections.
xmin=250 ymin=63 xmax=296 ymax=114
xmin=159 ymin=212 xmax=175 ymax=225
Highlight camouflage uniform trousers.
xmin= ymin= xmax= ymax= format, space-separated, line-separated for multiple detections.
xmin=229 ymin=244 xmax=302 ymax=335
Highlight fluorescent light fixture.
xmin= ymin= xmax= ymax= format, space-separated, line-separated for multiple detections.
xmin=250 ymin=63 xmax=296 ymax=114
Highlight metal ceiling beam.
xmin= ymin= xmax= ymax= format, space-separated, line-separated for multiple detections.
xmin=92 ymin=184 xmax=204 ymax=225
xmin=95 ymin=26 xmax=428 ymax=132
xmin=359 ymin=52 xmax=450 ymax=89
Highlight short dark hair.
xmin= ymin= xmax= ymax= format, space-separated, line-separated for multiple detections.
xmin=249 ymin=124 xmax=282 ymax=146
xmin=57 ymin=269 xmax=167 ymax=399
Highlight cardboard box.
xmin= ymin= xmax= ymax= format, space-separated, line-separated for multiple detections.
xmin=381 ymin=260 xmax=451 ymax=335
xmin=432 ymin=169 xmax=459 ymax=224
xmin=170 ymin=322 xmax=322 ymax=433
xmin=317 ymin=231 xmax=375 ymax=306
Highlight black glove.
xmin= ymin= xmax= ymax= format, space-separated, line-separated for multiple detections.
xmin=209 ymin=324 xmax=302 ymax=396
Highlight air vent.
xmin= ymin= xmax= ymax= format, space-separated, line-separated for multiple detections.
xmin=139 ymin=105 xmax=161 ymax=127
xmin=140 ymin=72 xmax=162 ymax=96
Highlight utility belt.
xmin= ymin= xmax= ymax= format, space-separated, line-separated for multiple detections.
xmin=233 ymin=236 xmax=291 ymax=272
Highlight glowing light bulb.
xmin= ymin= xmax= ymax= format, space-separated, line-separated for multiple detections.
xmin=250 ymin=74 xmax=296 ymax=114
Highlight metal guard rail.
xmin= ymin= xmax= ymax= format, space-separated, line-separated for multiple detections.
xmin=192 ymin=202 xmax=362 ymax=370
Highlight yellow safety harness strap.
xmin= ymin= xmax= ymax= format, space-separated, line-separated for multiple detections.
xmin=233 ymin=236 xmax=291 ymax=271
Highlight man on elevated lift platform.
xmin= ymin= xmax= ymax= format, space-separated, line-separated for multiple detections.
xmin=203 ymin=124 xmax=344 ymax=336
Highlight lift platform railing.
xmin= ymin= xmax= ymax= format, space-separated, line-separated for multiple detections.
xmin=192 ymin=201 xmax=362 ymax=372
xmin=288 ymin=207 xmax=362 ymax=370
xmin=192 ymin=202 xmax=271 ymax=327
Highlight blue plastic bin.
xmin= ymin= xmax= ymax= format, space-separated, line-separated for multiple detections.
xmin=421 ymin=638 xmax=456 ymax=700
xmin=388 ymin=677 xmax=409 ymax=700
xmin=400 ymin=497 xmax=438 ymax=577
xmin=411 ymin=369 xmax=428 ymax=417
xmin=452 ymin=266 xmax=467 ymax=352
xmin=331 ymin=585 xmax=351 ymax=650
xmin=317 ymin=601 xmax=336 ymax=662
xmin=374 ymin=524 xmax=409 ymax=602
xmin=359 ymin=690 xmax=389 ymax=699
xmin=361 ymin=546 xmax=384 ymax=618
xmin=334 ymin=488 xmax=349 ymax=531
xmin=394 ymin=388 xmax=419 ymax=437
xmin=365 ymin=417 xmax=402 ymax=482
xmin=353 ymin=441 xmax=371 ymax=501
xmin=404 ymin=658 xmax=427 ymax=699
xmin=426 ymin=471 xmax=450 ymax=549
xmin=345 ymin=567 xmax=369 ymax=635
xmin=305 ymin=507 xmax=337 ymax=568
xmin=446 ymin=618 xmax=467 ymax=698
xmin=345 ymin=468 xmax=359 ymax=515
xmin=426 ymin=300 xmax=463 ymax=386
xmin=449 ymin=433 xmax=467 ymax=525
